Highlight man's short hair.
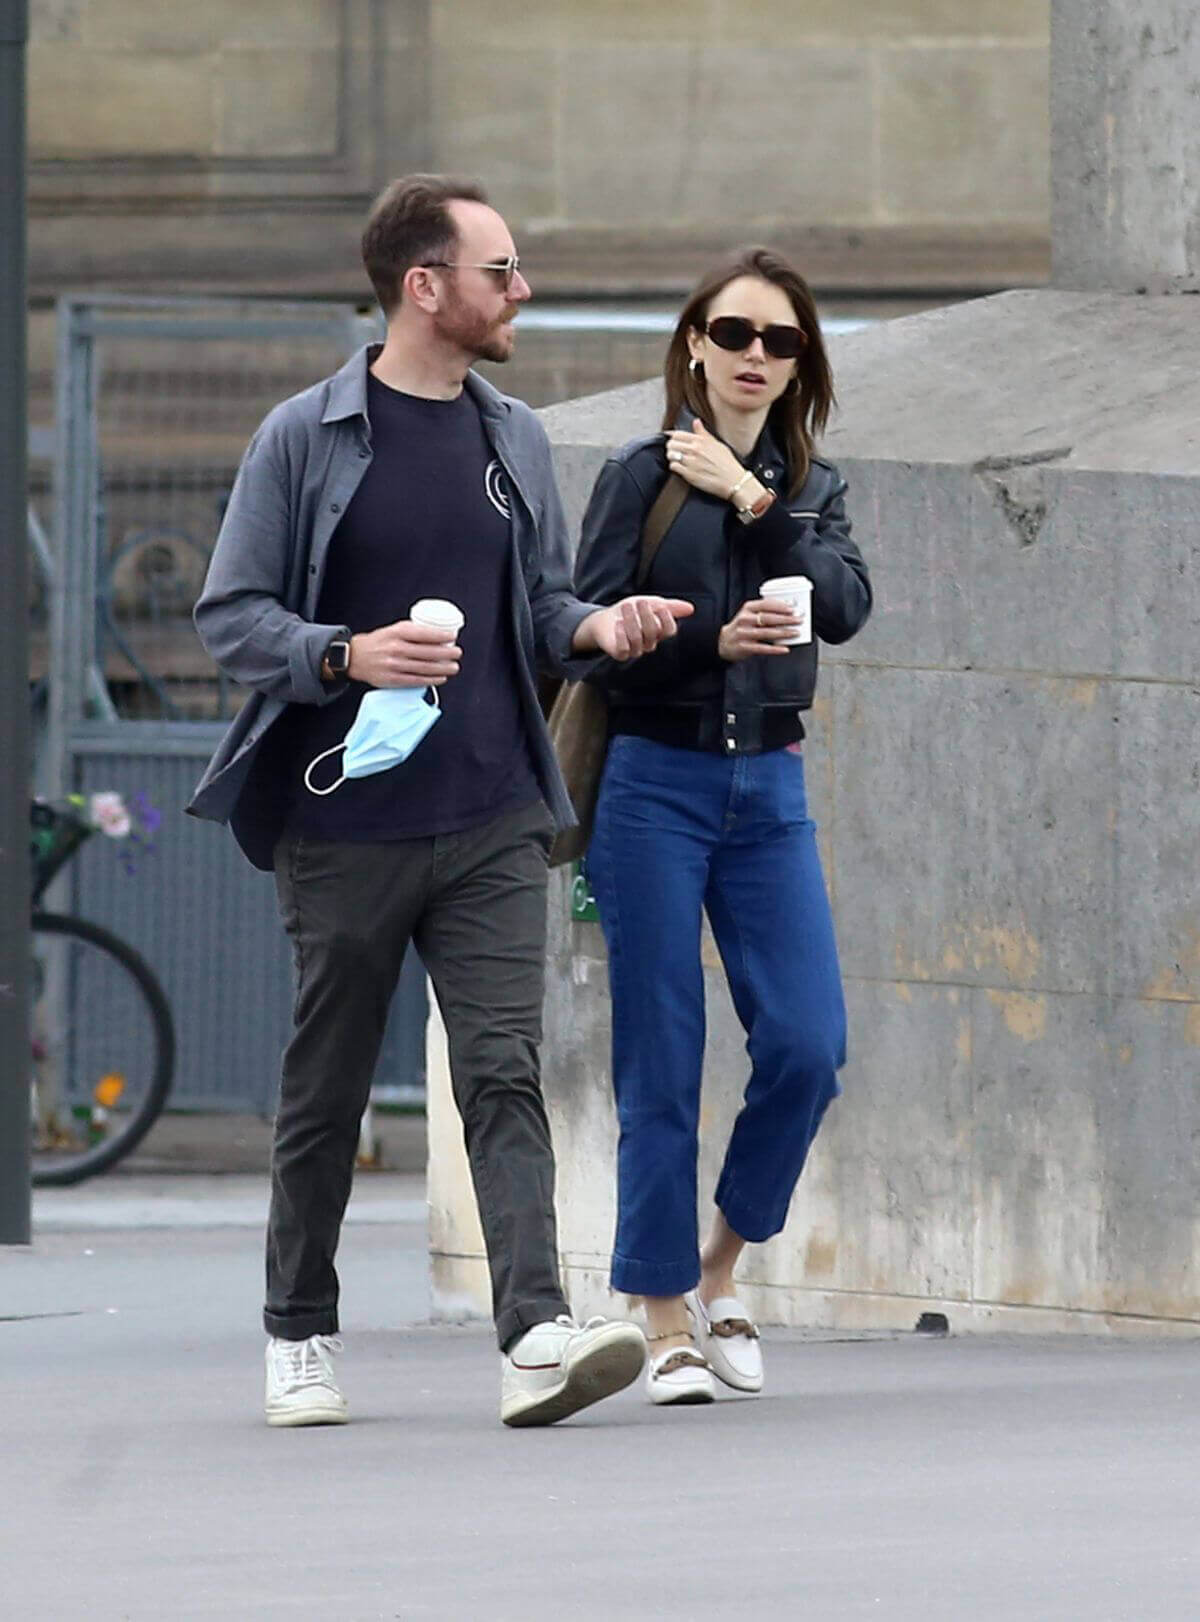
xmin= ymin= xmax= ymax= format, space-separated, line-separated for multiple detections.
xmin=361 ymin=174 xmax=490 ymax=316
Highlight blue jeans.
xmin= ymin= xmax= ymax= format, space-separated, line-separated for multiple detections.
xmin=587 ymin=735 xmax=846 ymax=1298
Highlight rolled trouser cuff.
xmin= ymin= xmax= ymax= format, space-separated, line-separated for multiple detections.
xmin=610 ymin=1250 xmax=701 ymax=1299
xmin=497 ymin=1294 xmax=572 ymax=1354
xmin=263 ymin=1307 xmax=339 ymax=1340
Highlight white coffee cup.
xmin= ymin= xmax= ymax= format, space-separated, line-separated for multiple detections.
xmin=410 ymin=597 xmax=465 ymax=635
xmin=760 ymin=576 xmax=813 ymax=646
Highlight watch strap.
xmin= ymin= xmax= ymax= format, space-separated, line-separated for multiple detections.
xmin=736 ymin=487 xmax=777 ymax=525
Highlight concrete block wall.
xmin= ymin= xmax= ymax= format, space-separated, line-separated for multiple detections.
xmin=1052 ymin=0 xmax=1200 ymax=290
xmin=428 ymin=289 xmax=1200 ymax=1336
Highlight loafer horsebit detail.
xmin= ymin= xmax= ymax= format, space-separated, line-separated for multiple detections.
xmin=709 ymin=1317 xmax=759 ymax=1340
xmin=656 ymin=1348 xmax=711 ymax=1376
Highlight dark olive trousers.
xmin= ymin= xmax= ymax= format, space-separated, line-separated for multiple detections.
xmin=266 ymin=800 xmax=568 ymax=1351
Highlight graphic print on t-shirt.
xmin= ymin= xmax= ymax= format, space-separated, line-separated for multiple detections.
xmin=484 ymin=458 xmax=512 ymax=520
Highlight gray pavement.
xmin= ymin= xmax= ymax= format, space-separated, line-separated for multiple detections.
xmin=4 ymin=1172 xmax=1199 ymax=1621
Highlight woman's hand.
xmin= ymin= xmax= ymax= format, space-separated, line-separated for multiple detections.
xmin=718 ymin=598 xmax=800 ymax=662
xmin=666 ymin=419 xmax=757 ymax=502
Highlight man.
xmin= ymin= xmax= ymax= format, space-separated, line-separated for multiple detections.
xmin=188 ymin=175 xmax=691 ymax=1428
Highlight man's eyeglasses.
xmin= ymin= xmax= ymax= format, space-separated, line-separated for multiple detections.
xmin=427 ymin=254 xmax=522 ymax=290
xmin=704 ymin=316 xmax=807 ymax=360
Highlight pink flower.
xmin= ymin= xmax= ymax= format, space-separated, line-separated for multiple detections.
xmin=89 ymin=792 xmax=132 ymax=839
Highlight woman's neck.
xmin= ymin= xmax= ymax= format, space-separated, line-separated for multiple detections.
xmin=708 ymin=403 xmax=768 ymax=461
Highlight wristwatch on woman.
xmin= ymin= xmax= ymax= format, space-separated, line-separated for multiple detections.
xmin=735 ymin=486 xmax=777 ymax=526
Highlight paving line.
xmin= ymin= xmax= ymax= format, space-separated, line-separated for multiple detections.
xmin=32 ymin=1194 xmax=427 ymax=1231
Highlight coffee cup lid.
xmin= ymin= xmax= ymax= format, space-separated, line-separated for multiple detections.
xmin=761 ymin=575 xmax=812 ymax=594
xmin=410 ymin=597 xmax=465 ymax=629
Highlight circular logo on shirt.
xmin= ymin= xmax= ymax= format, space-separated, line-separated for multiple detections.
xmin=484 ymin=458 xmax=512 ymax=520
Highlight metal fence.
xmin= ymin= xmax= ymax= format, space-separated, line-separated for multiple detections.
xmin=64 ymin=725 xmax=426 ymax=1115
xmin=43 ymin=295 xmax=382 ymax=738
xmin=38 ymin=296 xmax=427 ymax=1114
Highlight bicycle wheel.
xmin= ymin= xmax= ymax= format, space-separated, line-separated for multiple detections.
xmin=30 ymin=911 xmax=175 ymax=1187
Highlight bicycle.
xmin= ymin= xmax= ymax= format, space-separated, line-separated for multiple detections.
xmin=29 ymin=799 xmax=176 ymax=1187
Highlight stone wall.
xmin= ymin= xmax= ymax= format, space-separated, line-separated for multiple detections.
xmin=428 ymin=287 xmax=1200 ymax=1336
xmin=28 ymin=0 xmax=1050 ymax=298
xmin=1052 ymin=0 xmax=1200 ymax=290
xmin=426 ymin=1 xmax=1200 ymax=1341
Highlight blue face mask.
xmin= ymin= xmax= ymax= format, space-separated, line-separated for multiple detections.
xmin=304 ymin=687 xmax=441 ymax=796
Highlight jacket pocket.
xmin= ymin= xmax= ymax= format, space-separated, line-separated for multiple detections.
xmin=758 ymin=640 xmax=818 ymax=706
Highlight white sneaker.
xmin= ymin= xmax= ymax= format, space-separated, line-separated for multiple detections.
xmin=687 ymin=1291 xmax=764 ymax=1393
xmin=645 ymin=1341 xmax=716 ymax=1406
xmin=264 ymin=1334 xmax=348 ymax=1427
xmin=501 ymin=1315 xmax=646 ymax=1427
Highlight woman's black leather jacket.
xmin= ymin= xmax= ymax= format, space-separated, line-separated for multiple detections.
xmin=574 ymin=419 xmax=872 ymax=755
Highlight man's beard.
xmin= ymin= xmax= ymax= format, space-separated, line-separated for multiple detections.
xmin=437 ymin=288 xmax=515 ymax=364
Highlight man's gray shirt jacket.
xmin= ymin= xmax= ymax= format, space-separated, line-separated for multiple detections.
xmin=187 ymin=345 xmax=602 ymax=869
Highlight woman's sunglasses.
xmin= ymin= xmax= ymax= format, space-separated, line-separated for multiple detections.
xmin=704 ymin=316 xmax=807 ymax=360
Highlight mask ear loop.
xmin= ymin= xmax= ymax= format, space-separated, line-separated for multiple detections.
xmin=303 ymin=744 xmax=347 ymax=796
xmin=302 ymin=686 xmax=441 ymax=797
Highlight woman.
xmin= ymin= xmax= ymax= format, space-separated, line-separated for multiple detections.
xmin=574 ymin=247 xmax=872 ymax=1405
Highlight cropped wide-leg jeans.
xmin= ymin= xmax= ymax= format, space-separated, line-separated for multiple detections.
xmin=586 ymin=735 xmax=847 ymax=1299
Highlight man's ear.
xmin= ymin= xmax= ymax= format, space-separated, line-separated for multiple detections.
xmin=402 ymin=265 xmax=441 ymax=314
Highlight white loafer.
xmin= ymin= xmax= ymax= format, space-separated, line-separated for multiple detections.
xmin=687 ymin=1291 xmax=764 ymax=1394
xmin=645 ymin=1342 xmax=715 ymax=1406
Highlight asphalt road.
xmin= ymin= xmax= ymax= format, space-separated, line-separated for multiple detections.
xmin=3 ymin=1176 xmax=1198 ymax=1621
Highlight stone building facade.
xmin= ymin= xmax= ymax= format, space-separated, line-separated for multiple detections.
xmin=28 ymin=0 xmax=1050 ymax=299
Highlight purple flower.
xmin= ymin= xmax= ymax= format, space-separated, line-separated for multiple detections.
xmin=133 ymin=790 xmax=162 ymax=835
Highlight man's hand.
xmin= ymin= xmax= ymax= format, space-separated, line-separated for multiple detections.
xmin=572 ymin=596 xmax=694 ymax=662
xmin=347 ymin=620 xmax=462 ymax=687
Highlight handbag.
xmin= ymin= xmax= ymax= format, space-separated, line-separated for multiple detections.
xmin=546 ymin=471 xmax=689 ymax=868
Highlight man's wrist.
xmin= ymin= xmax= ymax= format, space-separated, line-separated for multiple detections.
xmin=320 ymin=632 xmax=352 ymax=684
xmin=570 ymin=609 xmax=603 ymax=655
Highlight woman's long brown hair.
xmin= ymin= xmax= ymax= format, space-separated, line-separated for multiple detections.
xmin=662 ymin=246 xmax=835 ymax=497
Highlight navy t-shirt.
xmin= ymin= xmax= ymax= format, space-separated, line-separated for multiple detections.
xmin=276 ymin=373 xmax=540 ymax=841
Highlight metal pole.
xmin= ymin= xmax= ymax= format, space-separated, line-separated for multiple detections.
xmin=0 ymin=0 xmax=31 ymax=1243
xmin=46 ymin=297 xmax=96 ymax=801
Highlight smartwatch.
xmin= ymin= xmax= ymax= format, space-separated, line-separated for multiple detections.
xmin=321 ymin=636 xmax=351 ymax=683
